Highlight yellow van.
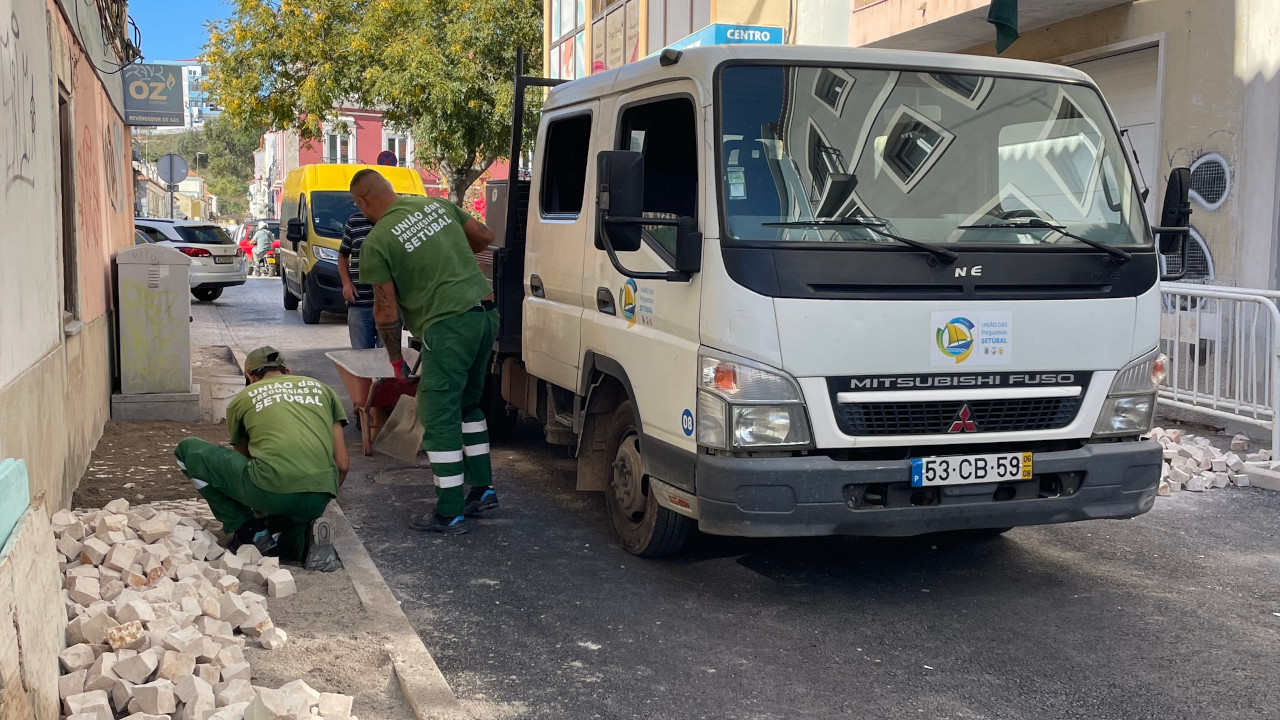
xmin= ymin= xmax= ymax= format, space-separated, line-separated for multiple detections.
xmin=279 ymin=164 xmax=427 ymax=323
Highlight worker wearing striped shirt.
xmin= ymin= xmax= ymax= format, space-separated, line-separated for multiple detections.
xmin=338 ymin=211 xmax=395 ymax=349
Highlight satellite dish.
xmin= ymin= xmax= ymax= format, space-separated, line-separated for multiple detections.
xmin=157 ymin=153 xmax=190 ymax=184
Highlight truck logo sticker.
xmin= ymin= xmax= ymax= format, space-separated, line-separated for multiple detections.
xmin=931 ymin=312 xmax=1013 ymax=366
xmin=681 ymin=409 xmax=694 ymax=436
xmin=948 ymin=405 xmax=978 ymax=433
xmin=621 ymin=278 xmax=638 ymax=327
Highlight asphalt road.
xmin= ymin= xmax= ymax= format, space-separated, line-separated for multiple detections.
xmin=200 ymin=278 xmax=1280 ymax=720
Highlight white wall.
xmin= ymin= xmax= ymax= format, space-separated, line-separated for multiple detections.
xmin=1233 ymin=0 xmax=1280 ymax=290
xmin=1 ymin=0 xmax=63 ymax=388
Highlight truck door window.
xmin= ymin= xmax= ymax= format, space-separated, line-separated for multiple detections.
xmin=618 ymin=97 xmax=697 ymax=257
xmin=541 ymin=113 xmax=593 ymax=216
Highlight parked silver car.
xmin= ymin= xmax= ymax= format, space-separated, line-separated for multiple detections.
xmin=134 ymin=218 xmax=248 ymax=302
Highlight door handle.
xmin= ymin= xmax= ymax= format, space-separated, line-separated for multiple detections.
xmin=596 ymin=287 xmax=616 ymax=315
xmin=530 ymin=274 xmax=545 ymax=298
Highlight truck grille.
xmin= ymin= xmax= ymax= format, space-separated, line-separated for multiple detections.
xmin=835 ymin=397 xmax=1083 ymax=436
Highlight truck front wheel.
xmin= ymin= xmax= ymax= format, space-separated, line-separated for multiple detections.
xmin=605 ymin=401 xmax=692 ymax=557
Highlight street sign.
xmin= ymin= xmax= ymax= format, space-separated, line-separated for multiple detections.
xmin=664 ymin=24 xmax=784 ymax=52
xmin=122 ymin=64 xmax=185 ymax=127
xmin=157 ymin=154 xmax=189 ymax=184
xmin=377 ymin=150 xmax=399 ymax=166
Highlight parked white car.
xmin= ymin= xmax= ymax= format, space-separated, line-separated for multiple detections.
xmin=134 ymin=218 xmax=248 ymax=302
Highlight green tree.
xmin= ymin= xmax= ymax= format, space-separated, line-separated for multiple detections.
xmin=203 ymin=0 xmax=541 ymax=205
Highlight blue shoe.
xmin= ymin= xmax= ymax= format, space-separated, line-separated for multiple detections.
xmin=464 ymin=487 xmax=499 ymax=516
xmin=411 ymin=513 xmax=469 ymax=535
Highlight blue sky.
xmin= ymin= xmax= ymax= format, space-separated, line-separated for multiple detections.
xmin=131 ymin=0 xmax=232 ymax=62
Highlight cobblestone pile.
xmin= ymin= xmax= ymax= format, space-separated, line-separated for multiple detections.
xmin=1152 ymin=427 xmax=1271 ymax=494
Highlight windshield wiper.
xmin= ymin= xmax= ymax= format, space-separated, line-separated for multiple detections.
xmin=958 ymin=218 xmax=1132 ymax=263
xmin=763 ymin=216 xmax=958 ymax=265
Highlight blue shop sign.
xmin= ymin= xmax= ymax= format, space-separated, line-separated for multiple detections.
xmin=666 ymin=23 xmax=784 ymax=52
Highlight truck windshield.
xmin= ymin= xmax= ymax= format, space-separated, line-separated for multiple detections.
xmin=310 ymin=191 xmax=360 ymax=239
xmin=718 ymin=65 xmax=1145 ymax=249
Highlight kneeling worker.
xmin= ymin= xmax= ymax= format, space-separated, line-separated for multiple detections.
xmin=174 ymin=346 xmax=347 ymax=571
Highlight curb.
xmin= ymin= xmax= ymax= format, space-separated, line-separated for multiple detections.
xmin=325 ymin=503 xmax=469 ymax=720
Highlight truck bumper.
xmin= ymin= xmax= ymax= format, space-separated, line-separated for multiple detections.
xmin=694 ymin=440 xmax=1161 ymax=537
xmin=306 ymin=260 xmax=348 ymax=314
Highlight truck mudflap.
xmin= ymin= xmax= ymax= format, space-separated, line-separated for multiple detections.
xmin=693 ymin=440 xmax=1161 ymax=537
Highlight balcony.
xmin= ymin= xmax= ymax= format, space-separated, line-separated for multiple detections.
xmin=852 ymin=0 xmax=1135 ymax=52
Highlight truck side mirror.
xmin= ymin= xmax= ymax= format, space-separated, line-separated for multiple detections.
xmin=674 ymin=216 xmax=702 ymax=275
xmin=1154 ymin=166 xmax=1192 ymax=281
xmin=596 ymin=151 xmax=644 ymax=253
xmin=286 ymin=218 xmax=305 ymax=245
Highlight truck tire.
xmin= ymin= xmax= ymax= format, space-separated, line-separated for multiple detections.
xmin=604 ymin=401 xmax=691 ymax=557
xmin=192 ymin=287 xmax=223 ymax=302
xmin=300 ymin=279 xmax=321 ymax=324
xmin=282 ymin=275 xmax=299 ymax=310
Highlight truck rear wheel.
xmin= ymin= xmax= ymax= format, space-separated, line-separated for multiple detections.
xmin=604 ymin=401 xmax=691 ymax=557
xmin=282 ymin=274 xmax=299 ymax=310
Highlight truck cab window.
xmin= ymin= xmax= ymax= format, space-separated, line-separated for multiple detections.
xmin=541 ymin=114 xmax=593 ymax=216
xmin=618 ymin=97 xmax=697 ymax=256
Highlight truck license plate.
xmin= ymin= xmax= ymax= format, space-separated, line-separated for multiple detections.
xmin=910 ymin=452 xmax=1033 ymax=487
xmin=214 ymin=255 xmax=233 ymax=264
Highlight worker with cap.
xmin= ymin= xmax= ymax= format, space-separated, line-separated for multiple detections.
xmin=349 ymin=168 xmax=498 ymax=535
xmin=173 ymin=346 xmax=347 ymax=571
xmin=252 ymin=220 xmax=273 ymax=265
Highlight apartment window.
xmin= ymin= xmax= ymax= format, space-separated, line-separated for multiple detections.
xmin=550 ymin=0 xmax=587 ymax=79
xmin=814 ymin=69 xmax=851 ymax=112
xmin=384 ymin=134 xmax=410 ymax=167
xmin=882 ymin=106 xmax=954 ymax=192
xmin=58 ymin=90 xmax=79 ymax=320
xmin=808 ymin=124 xmax=845 ymax=200
xmin=540 ymin=113 xmax=592 ymax=216
xmin=324 ymin=121 xmax=355 ymax=163
xmin=618 ymin=97 xmax=697 ymax=256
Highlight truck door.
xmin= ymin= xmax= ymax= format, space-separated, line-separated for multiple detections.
xmin=523 ymin=103 xmax=599 ymax=391
xmin=581 ymin=83 xmax=704 ymax=456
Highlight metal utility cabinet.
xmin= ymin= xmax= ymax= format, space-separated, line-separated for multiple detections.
xmin=112 ymin=245 xmax=200 ymax=421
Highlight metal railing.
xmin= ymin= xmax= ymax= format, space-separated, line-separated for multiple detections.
xmin=1158 ymin=282 xmax=1280 ymax=452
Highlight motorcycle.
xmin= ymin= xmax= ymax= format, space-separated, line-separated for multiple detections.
xmin=253 ymin=240 xmax=281 ymax=277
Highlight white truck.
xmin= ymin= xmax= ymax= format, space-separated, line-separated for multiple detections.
xmin=486 ymin=45 xmax=1192 ymax=556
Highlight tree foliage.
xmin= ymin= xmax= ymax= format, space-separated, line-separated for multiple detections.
xmin=204 ymin=0 xmax=542 ymax=204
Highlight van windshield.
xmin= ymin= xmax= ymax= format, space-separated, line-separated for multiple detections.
xmin=310 ymin=191 xmax=361 ymax=239
xmin=717 ymin=65 xmax=1146 ymax=249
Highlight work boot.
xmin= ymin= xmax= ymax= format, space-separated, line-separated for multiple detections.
xmin=410 ymin=513 xmax=469 ymax=535
xmin=303 ymin=518 xmax=342 ymax=572
xmin=464 ymin=487 xmax=499 ymax=516
xmin=226 ymin=518 xmax=268 ymax=553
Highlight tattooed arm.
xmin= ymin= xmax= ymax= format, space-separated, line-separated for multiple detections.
xmin=373 ymin=282 xmax=404 ymax=366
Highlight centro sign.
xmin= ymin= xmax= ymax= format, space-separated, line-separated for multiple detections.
xmin=724 ymin=27 xmax=774 ymax=42
xmin=664 ymin=23 xmax=785 ymax=52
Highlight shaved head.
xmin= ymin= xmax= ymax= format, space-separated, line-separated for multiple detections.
xmin=350 ymin=169 xmax=398 ymax=222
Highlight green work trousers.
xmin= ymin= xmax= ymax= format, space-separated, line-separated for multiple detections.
xmin=174 ymin=437 xmax=331 ymax=559
xmin=419 ymin=308 xmax=499 ymax=517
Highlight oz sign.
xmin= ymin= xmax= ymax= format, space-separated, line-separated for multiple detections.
xmin=122 ymin=64 xmax=185 ymax=127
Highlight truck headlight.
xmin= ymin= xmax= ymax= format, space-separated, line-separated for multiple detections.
xmin=1093 ymin=348 xmax=1166 ymax=436
xmin=697 ymin=353 xmax=811 ymax=450
xmin=314 ymin=246 xmax=338 ymax=262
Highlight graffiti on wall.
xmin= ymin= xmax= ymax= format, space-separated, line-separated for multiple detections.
xmin=1 ymin=10 xmax=36 ymax=193
xmin=1162 ymin=142 xmax=1235 ymax=283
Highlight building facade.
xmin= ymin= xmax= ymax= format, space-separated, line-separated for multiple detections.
xmin=1 ymin=0 xmax=137 ymax=509
xmin=545 ymin=0 xmax=1280 ymax=290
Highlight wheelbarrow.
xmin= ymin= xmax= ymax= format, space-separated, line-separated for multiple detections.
xmin=325 ymin=348 xmax=421 ymax=455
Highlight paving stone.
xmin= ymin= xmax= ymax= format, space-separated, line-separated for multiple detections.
xmin=279 ymin=680 xmax=321 ymax=712
xmin=208 ymin=701 xmax=251 ymax=720
xmin=116 ymin=647 xmax=161 ymax=684
xmin=134 ymin=678 xmax=178 ymax=714
xmin=221 ymin=660 xmax=252 ymax=682
xmin=234 ymin=544 xmax=263 ymax=564
xmin=266 ymin=569 xmax=296 ymax=598
xmin=217 ymin=678 xmax=256 ymax=707
xmin=164 ymin=626 xmax=204 ymax=654
xmin=63 ymin=689 xmax=114 ymax=720
xmin=81 ymin=537 xmax=111 ymax=566
xmin=157 ymin=650 xmax=197 ymax=683
xmin=118 ymin=599 xmax=157 ymax=624
xmin=245 ymin=688 xmax=292 ymax=720
xmin=219 ymin=593 xmax=251 ymax=626
xmin=177 ymin=692 xmax=217 ymax=720
xmin=110 ymin=677 xmax=136 ymax=713
xmin=196 ymin=663 xmax=221 ymax=684
xmin=1232 ymin=473 xmax=1251 ymax=486
xmin=84 ymin=651 xmax=120 ymax=692
xmin=107 ymin=620 xmax=148 ymax=650
xmin=69 ymin=574 xmax=103 ymax=605
xmin=59 ymin=668 xmax=88 ymax=698
xmin=61 ymin=642 xmax=97 ymax=672
xmin=105 ymin=499 xmax=131 ymax=514
xmin=81 ymin=613 xmax=118 ymax=646
xmin=318 ymin=692 xmax=353 ymax=718
xmin=106 ymin=544 xmax=139 ymax=572
xmin=259 ymin=627 xmax=287 ymax=650
xmin=175 ymin=674 xmax=215 ymax=704
xmin=58 ymin=532 xmax=85 ymax=560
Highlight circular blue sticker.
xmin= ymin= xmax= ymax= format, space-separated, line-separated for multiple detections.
xmin=681 ymin=409 xmax=694 ymax=436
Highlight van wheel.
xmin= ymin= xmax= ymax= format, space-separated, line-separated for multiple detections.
xmin=282 ymin=275 xmax=299 ymax=310
xmin=604 ymin=401 xmax=691 ymax=557
xmin=192 ymin=287 xmax=222 ymax=302
xmin=300 ymin=280 xmax=321 ymax=324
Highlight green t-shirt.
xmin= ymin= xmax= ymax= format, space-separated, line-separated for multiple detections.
xmin=359 ymin=196 xmax=491 ymax=336
xmin=226 ymin=374 xmax=348 ymax=495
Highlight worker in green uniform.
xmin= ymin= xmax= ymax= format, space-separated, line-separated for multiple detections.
xmin=350 ymin=168 xmax=498 ymax=535
xmin=174 ymin=346 xmax=347 ymax=570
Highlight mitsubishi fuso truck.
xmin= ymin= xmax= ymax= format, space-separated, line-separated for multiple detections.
xmin=483 ymin=44 xmax=1192 ymax=557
